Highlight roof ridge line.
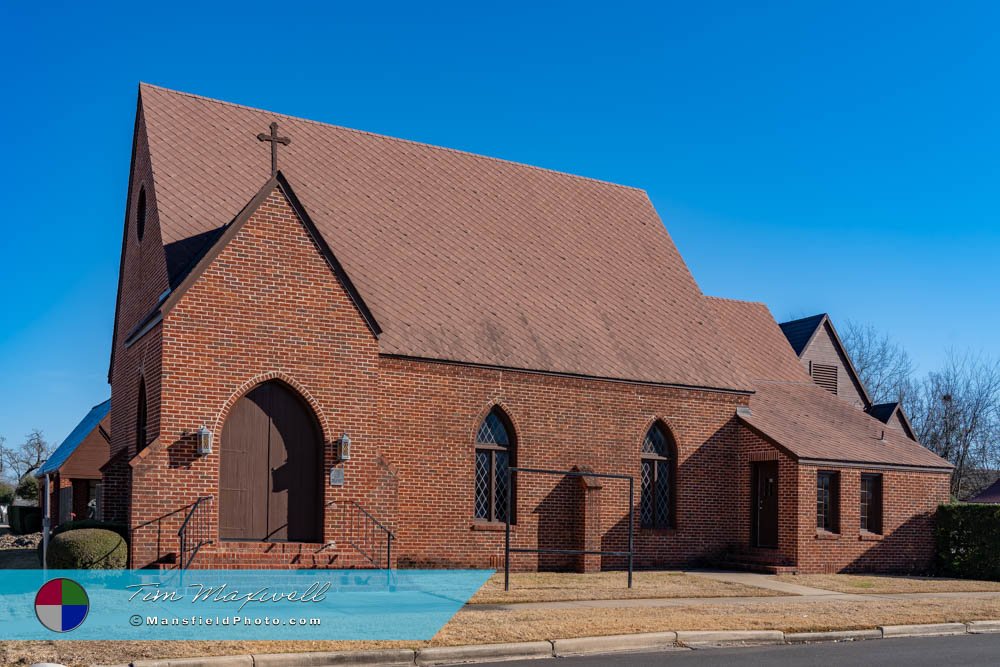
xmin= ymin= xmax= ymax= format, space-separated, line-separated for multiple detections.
xmin=779 ymin=312 xmax=827 ymax=326
xmin=754 ymin=378 xmax=817 ymax=386
xmin=137 ymin=82 xmax=647 ymax=195
xmin=704 ymin=294 xmax=768 ymax=307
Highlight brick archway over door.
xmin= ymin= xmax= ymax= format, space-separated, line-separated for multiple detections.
xmin=219 ymin=380 xmax=323 ymax=542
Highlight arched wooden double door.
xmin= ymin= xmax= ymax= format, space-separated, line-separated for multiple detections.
xmin=219 ymin=381 xmax=323 ymax=542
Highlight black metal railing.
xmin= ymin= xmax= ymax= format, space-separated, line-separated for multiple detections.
xmin=178 ymin=496 xmax=213 ymax=570
xmin=131 ymin=501 xmax=201 ymax=568
xmin=329 ymin=499 xmax=395 ymax=569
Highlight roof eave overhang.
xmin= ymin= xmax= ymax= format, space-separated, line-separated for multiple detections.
xmin=796 ymin=457 xmax=954 ymax=474
xmin=381 ymin=352 xmax=755 ymax=396
xmin=736 ymin=415 xmax=953 ymax=473
xmin=108 ymin=91 xmax=145 ymax=384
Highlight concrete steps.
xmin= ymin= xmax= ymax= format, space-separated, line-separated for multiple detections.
xmin=714 ymin=546 xmax=798 ymax=574
xmin=191 ymin=541 xmax=381 ymax=569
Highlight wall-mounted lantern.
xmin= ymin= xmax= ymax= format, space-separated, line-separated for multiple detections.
xmin=336 ymin=433 xmax=351 ymax=462
xmin=196 ymin=425 xmax=214 ymax=456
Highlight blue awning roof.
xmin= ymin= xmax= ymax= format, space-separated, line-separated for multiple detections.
xmin=37 ymin=399 xmax=111 ymax=476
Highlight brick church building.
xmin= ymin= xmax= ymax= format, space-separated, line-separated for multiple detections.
xmin=103 ymin=84 xmax=951 ymax=573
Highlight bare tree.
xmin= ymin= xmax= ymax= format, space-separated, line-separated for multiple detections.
xmin=842 ymin=320 xmax=915 ymax=405
xmin=904 ymin=354 xmax=1000 ymax=498
xmin=0 ymin=430 xmax=50 ymax=483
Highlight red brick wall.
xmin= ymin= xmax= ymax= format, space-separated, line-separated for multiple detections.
xmin=377 ymin=357 xmax=750 ymax=570
xmin=794 ymin=464 xmax=950 ymax=573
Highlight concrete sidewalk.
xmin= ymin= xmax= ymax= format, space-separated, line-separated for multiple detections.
xmin=685 ymin=570 xmax=845 ymax=596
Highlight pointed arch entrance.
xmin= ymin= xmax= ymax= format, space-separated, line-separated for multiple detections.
xmin=219 ymin=380 xmax=323 ymax=542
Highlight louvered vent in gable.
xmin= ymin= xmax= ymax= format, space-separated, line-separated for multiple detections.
xmin=811 ymin=362 xmax=839 ymax=395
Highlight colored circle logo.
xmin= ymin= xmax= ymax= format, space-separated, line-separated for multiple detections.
xmin=34 ymin=578 xmax=90 ymax=633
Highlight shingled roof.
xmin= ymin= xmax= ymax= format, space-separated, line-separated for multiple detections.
xmin=967 ymin=479 xmax=1000 ymax=503
xmin=709 ymin=298 xmax=950 ymax=470
xmin=38 ymin=400 xmax=111 ymax=477
xmin=866 ymin=402 xmax=899 ymax=423
xmin=743 ymin=381 xmax=950 ymax=469
xmin=778 ymin=313 xmax=826 ymax=356
xmin=136 ymin=84 xmax=750 ymax=391
xmin=705 ymin=297 xmax=810 ymax=383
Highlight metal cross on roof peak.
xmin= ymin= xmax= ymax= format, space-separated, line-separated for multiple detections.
xmin=257 ymin=121 xmax=291 ymax=177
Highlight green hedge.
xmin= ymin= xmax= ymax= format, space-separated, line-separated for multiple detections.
xmin=46 ymin=528 xmax=127 ymax=569
xmin=37 ymin=519 xmax=130 ymax=566
xmin=936 ymin=504 xmax=1000 ymax=580
xmin=53 ymin=519 xmax=129 ymax=543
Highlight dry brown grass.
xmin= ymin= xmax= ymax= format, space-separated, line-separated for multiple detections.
xmin=776 ymin=573 xmax=1000 ymax=595
xmin=7 ymin=594 xmax=1000 ymax=666
xmin=435 ymin=596 xmax=1000 ymax=645
xmin=469 ymin=571 xmax=779 ymax=604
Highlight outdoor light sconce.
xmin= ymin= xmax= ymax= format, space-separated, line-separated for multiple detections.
xmin=196 ymin=425 xmax=214 ymax=456
xmin=336 ymin=433 xmax=351 ymax=462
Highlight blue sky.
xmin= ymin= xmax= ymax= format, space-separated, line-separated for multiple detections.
xmin=1 ymin=1 xmax=997 ymax=449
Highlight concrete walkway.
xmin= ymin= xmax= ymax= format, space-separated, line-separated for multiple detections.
xmin=686 ymin=570 xmax=844 ymax=596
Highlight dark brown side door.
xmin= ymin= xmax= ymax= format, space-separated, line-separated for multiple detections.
xmin=752 ymin=461 xmax=779 ymax=549
xmin=219 ymin=381 xmax=322 ymax=542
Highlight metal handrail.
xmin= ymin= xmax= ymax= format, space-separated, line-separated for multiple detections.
xmin=178 ymin=496 xmax=213 ymax=570
xmin=177 ymin=496 xmax=212 ymax=537
xmin=328 ymin=499 xmax=395 ymax=569
xmin=348 ymin=500 xmax=396 ymax=540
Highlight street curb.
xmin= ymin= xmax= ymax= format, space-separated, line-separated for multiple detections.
xmin=415 ymin=641 xmax=553 ymax=665
xmin=253 ymin=649 xmax=417 ymax=666
xmin=132 ymin=657 xmax=253 ymax=667
xmin=785 ymin=629 xmax=883 ymax=643
xmin=551 ymin=631 xmax=679 ymax=656
xmin=676 ymin=630 xmax=785 ymax=646
xmin=880 ymin=623 xmax=968 ymax=638
xmin=105 ymin=619 xmax=1000 ymax=667
xmin=966 ymin=621 xmax=1000 ymax=634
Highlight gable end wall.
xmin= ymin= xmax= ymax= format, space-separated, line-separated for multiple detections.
xmin=799 ymin=322 xmax=868 ymax=409
xmin=130 ymin=187 xmax=380 ymax=567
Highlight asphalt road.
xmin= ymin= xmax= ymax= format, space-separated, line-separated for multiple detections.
xmin=469 ymin=634 xmax=1000 ymax=666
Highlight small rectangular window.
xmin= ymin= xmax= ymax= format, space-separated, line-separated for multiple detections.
xmin=861 ymin=474 xmax=883 ymax=534
xmin=817 ymin=471 xmax=840 ymax=533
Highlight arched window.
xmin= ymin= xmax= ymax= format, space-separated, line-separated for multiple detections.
xmin=474 ymin=407 xmax=516 ymax=523
xmin=136 ymin=186 xmax=147 ymax=241
xmin=641 ymin=422 xmax=676 ymax=529
xmin=136 ymin=377 xmax=148 ymax=453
